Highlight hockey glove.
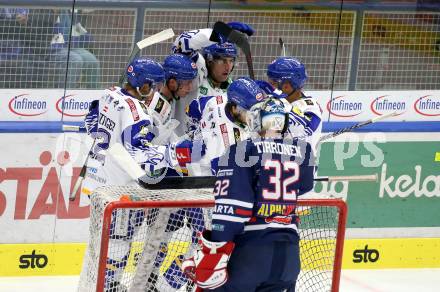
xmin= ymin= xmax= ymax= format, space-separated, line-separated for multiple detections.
xmin=175 ymin=139 xmax=206 ymax=167
xmin=255 ymin=80 xmax=287 ymax=99
xmin=255 ymin=80 xmax=275 ymax=95
xmin=182 ymin=230 xmax=235 ymax=290
xmin=84 ymin=99 xmax=99 ymax=135
xmin=227 ymin=21 xmax=255 ymax=36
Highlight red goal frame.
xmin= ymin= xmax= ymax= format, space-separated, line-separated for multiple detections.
xmin=96 ymin=199 xmax=347 ymax=292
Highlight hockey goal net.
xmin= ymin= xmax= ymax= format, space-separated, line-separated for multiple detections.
xmin=78 ymin=184 xmax=347 ymax=292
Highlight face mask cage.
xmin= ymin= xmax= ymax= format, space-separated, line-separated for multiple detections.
xmin=246 ymin=102 xmax=264 ymax=133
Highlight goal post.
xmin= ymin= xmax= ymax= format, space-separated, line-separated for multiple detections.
xmin=296 ymin=199 xmax=347 ymax=292
xmin=79 ymin=184 xmax=347 ymax=292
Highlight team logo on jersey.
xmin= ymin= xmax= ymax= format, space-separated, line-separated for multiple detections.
xmin=233 ymin=128 xmax=241 ymax=143
xmin=216 ymin=95 xmax=223 ymax=104
xmin=176 ymin=148 xmax=191 ymax=163
xmin=305 ymin=99 xmax=314 ymax=106
xmin=200 ymin=86 xmax=208 ymax=95
xmin=139 ymin=102 xmax=148 ymax=114
xmin=154 ymin=98 xmax=164 ymax=113
xmin=255 ymin=92 xmax=264 ymax=101
xmin=265 ymin=216 xmax=293 ymax=225
xmin=127 ymin=65 xmax=133 ymax=73
xmin=220 ymin=123 xmax=230 ymax=147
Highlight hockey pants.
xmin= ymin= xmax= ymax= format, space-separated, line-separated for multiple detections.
xmin=210 ymin=240 xmax=300 ymax=292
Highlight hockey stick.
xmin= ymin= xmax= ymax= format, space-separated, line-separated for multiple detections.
xmin=61 ymin=124 xmax=92 ymax=201
xmin=211 ymin=21 xmax=255 ymax=80
xmin=319 ymin=111 xmax=398 ymax=142
xmin=279 ymin=37 xmax=287 ymax=57
xmin=118 ymin=28 xmax=175 ymax=86
xmin=107 ymin=143 xmax=378 ymax=191
xmin=314 ymin=174 xmax=378 ymax=182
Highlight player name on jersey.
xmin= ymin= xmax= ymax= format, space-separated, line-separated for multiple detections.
xmin=98 ymin=113 xmax=116 ymax=131
xmin=254 ymin=141 xmax=302 ymax=157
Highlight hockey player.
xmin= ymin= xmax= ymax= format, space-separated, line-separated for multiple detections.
xmin=144 ymin=53 xmax=198 ymax=145
xmin=172 ymin=22 xmax=254 ymax=97
xmin=184 ymin=83 xmax=251 ymax=174
xmin=266 ymin=57 xmax=322 ymax=153
xmin=80 ymin=57 xmax=198 ymax=292
xmin=171 ymin=22 xmax=254 ymax=137
xmin=182 ymin=78 xmax=316 ymax=291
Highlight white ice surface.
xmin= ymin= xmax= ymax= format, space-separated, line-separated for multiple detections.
xmin=1 ymin=269 xmax=440 ymax=292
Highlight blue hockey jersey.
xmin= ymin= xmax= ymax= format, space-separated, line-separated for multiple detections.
xmin=211 ymin=138 xmax=315 ymax=244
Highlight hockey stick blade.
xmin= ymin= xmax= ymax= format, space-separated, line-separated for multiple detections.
xmin=69 ymin=140 xmax=96 ymax=201
xmin=136 ymin=28 xmax=174 ymax=50
xmin=107 ymin=143 xmax=145 ymax=181
xmin=319 ymin=111 xmax=398 ymax=142
xmin=211 ymin=21 xmax=255 ymax=79
xmin=69 ymin=165 xmax=86 ymax=201
xmin=118 ymin=28 xmax=175 ymax=85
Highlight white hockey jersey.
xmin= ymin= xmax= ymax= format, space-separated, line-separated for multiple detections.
xmin=186 ymin=93 xmax=248 ymax=175
xmin=172 ymin=28 xmax=232 ymax=137
xmin=144 ymin=91 xmax=182 ymax=145
xmin=286 ymin=94 xmax=323 ymax=154
xmin=81 ymin=86 xmax=177 ymax=197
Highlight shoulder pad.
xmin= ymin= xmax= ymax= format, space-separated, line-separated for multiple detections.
xmin=146 ymin=93 xmax=172 ymax=125
xmin=199 ymin=95 xmax=216 ymax=113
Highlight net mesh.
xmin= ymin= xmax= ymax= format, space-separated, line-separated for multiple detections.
xmin=1 ymin=6 xmax=439 ymax=90
xmin=78 ymin=185 xmax=345 ymax=292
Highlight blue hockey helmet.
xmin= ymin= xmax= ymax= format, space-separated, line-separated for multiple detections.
xmin=163 ymin=54 xmax=198 ymax=81
xmin=267 ymin=57 xmax=308 ymax=90
xmin=126 ymin=58 xmax=165 ymax=88
xmin=227 ymin=77 xmax=265 ymax=110
xmin=203 ymin=42 xmax=238 ymax=61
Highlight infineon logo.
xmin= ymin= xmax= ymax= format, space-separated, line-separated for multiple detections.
xmin=8 ymin=94 xmax=48 ymax=116
xmin=370 ymin=95 xmax=406 ymax=116
xmin=326 ymin=95 xmax=362 ymax=118
xmin=413 ymin=95 xmax=440 ymax=117
xmin=56 ymin=94 xmax=91 ymax=117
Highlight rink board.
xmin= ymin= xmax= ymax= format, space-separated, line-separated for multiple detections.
xmin=0 ymin=238 xmax=439 ymax=277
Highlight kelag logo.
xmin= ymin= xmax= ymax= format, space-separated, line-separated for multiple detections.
xmin=413 ymin=95 xmax=440 ymax=117
xmin=326 ymin=95 xmax=363 ymax=118
xmin=353 ymin=245 xmax=380 ymax=263
xmin=370 ymin=95 xmax=406 ymax=116
xmin=19 ymin=250 xmax=48 ymax=269
xmin=8 ymin=94 xmax=48 ymax=116
xmin=56 ymin=94 xmax=92 ymax=117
